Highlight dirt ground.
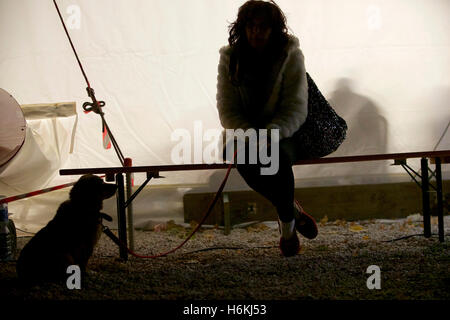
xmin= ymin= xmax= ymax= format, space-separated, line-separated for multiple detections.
xmin=1 ymin=215 xmax=449 ymax=302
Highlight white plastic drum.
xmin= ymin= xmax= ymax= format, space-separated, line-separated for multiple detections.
xmin=0 ymin=89 xmax=26 ymax=168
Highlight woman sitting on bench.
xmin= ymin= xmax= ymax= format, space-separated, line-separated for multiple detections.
xmin=216 ymin=0 xmax=319 ymax=257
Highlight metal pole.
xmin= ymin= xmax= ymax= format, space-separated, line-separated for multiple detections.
xmin=421 ymin=158 xmax=431 ymax=238
xmin=124 ymin=158 xmax=134 ymax=251
xmin=116 ymin=173 xmax=128 ymax=260
xmin=223 ymin=193 xmax=231 ymax=235
xmin=435 ymin=157 xmax=444 ymax=242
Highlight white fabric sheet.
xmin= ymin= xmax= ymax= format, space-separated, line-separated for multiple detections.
xmin=0 ymin=0 xmax=448 ymax=231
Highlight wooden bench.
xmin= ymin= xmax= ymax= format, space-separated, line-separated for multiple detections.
xmin=60 ymin=150 xmax=450 ymax=260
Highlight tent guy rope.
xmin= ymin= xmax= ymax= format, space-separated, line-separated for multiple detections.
xmin=52 ymin=0 xmax=125 ymax=166
xmin=51 ymin=0 xmax=237 ymax=258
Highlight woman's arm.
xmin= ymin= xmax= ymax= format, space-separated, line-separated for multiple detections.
xmin=216 ymin=46 xmax=252 ymax=130
xmin=265 ymin=46 xmax=308 ymax=140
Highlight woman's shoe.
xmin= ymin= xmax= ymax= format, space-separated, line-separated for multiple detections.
xmin=294 ymin=199 xmax=318 ymax=239
xmin=279 ymin=232 xmax=300 ymax=257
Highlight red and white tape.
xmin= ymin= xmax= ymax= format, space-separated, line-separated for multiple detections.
xmin=0 ymin=181 xmax=76 ymax=205
xmin=0 ymin=174 xmax=107 ymax=205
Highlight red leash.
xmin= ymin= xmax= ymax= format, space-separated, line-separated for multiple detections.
xmin=103 ymin=153 xmax=236 ymax=259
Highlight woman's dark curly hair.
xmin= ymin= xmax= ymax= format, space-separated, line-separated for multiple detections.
xmin=227 ymin=0 xmax=290 ymax=85
xmin=228 ymin=0 xmax=289 ymax=50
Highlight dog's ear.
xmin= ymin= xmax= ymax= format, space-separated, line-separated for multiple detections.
xmin=70 ymin=174 xmax=105 ymax=202
xmin=102 ymin=182 xmax=117 ymax=199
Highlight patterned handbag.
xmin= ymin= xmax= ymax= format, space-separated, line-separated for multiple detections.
xmin=292 ymin=73 xmax=348 ymax=158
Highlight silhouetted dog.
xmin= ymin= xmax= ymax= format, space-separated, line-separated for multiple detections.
xmin=16 ymin=174 xmax=117 ymax=285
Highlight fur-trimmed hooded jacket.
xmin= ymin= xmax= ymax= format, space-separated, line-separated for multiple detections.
xmin=216 ymin=35 xmax=308 ymax=149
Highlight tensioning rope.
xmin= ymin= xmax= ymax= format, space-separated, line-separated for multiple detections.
xmin=52 ymin=0 xmax=125 ymax=166
xmin=51 ymin=0 xmax=238 ymax=258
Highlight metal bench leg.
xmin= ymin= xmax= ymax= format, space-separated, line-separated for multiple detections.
xmin=421 ymin=158 xmax=431 ymax=238
xmin=126 ymin=172 xmax=134 ymax=251
xmin=116 ymin=173 xmax=128 ymax=260
xmin=223 ymin=193 xmax=231 ymax=235
xmin=435 ymin=157 xmax=444 ymax=242
xmin=124 ymin=158 xmax=134 ymax=251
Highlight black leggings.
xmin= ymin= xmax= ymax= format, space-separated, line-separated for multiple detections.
xmin=231 ymin=136 xmax=308 ymax=223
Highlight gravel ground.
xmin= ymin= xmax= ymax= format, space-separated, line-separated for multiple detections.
xmin=1 ymin=214 xmax=449 ymax=301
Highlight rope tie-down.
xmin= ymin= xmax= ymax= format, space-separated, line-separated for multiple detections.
xmin=52 ymin=0 xmax=124 ymax=165
xmin=52 ymin=0 xmax=233 ymax=259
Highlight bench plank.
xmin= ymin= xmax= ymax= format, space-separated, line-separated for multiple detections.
xmin=60 ymin=150 xmax=450 ymax=176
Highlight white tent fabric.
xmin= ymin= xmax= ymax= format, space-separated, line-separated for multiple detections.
xmin=0 ymin=0 xmax=449 ymax=232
